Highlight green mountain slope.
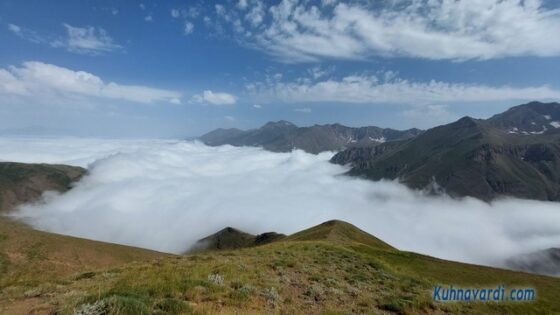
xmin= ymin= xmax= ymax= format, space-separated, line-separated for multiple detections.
xmin=332 ymin=102 xmax=560 ymax=201
xmin=4 ymin=220 xmax=559 ymax=314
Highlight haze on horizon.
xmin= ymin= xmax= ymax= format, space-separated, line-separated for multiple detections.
xmin=1 ymin=0 xmax=560 ymax=137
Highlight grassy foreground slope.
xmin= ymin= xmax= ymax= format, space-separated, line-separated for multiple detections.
xmin=3 ymin=220 xmax=559 ymax=315
xmin=0 ymin=162 xmax=169 ymax=314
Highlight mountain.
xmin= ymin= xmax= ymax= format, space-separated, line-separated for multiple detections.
xmin=7 ymin=219 xmax=560 ymax=314
xmin=190 ymin=227 xmax=285 ymax=252
xmin=506 ymin=248 xmax=560 ymax=276
xmin=0 ymin=162 xmax=86 ymax=212
xmin=200 ymin=121 xmax=422 ymax=154
xmin=332 ymin=102 xmax=560 ymax=201
xmin=488 ymin=101 xmax=560 ymax=135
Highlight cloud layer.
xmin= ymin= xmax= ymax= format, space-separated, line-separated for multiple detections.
xmin=0 ymin=61 xmax=181 ymax=105
xmin=216 ymin=0 xmax=560 ymax=62
xmin=247 ymin=72 xmax=560 ymax=105
xmin=3 ymin=137 xmax=560 ymax=270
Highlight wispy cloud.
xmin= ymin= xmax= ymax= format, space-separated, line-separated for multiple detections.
xmin=213 ymin=0 xmax=560 ymax=63
xmin=51 ymin=24 xmax=121 ymax=55
xmin=0 ymin=61 xmax=181 ymax=105
xmin=247 ymin=72 xmax=560 ymax=105
xmin=294 ymin=107 xmax=312 ymax=113
xmin=7 ymin=23 xmax=47 ymax=44
xmin=184 ymin=22 xmax=195 ymax=35
xmin=191 ymin=90 xmax=237 ymax=105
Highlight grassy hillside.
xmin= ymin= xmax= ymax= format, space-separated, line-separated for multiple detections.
xmin=0 ymin=162 xmax=170 ymax=314
xmin=3 ymin=220 xmax=559 ymax=315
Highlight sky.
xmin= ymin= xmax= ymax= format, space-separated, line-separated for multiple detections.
xmin=1 ymin=0 xmax=560 ymax=137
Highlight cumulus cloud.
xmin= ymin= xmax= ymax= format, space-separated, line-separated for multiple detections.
xmin=247 ymin=73 xmax=560 ymax=105
xmin=51 ymin=24 xmax=121 ymax=55
xmin=3 ymin=137 xmax=560 ymax=269
xmin=216 ymin=0 xmax=560 ymax=62
xmin=191 ymin=90 xmax=237 ymax=105
xmin=0 ymin=61 xmax=182 ymax=105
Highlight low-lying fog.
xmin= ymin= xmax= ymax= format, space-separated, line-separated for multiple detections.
xmin=2 ymin=137 xmax=560 ymax=268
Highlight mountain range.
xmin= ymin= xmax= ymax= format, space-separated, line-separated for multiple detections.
xmin=332 ymin=102 xmax=560 ymax=201
xmin=199 ymin=120 xmax=422 ymax=154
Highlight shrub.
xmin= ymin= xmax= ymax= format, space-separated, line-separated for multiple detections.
xmin=207 ymin=274 xmax=224 ymax=286
xmin=153 ymin=298 xmax=190 ymax=315
xmin=261 ymin=287 xmax=279 ymax=306
xmin=304 ymin=284 xmax=325 ymax=301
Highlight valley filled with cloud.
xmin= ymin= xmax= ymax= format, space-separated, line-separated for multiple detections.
xmin=3 ymin=137 xmax=560 ymax=268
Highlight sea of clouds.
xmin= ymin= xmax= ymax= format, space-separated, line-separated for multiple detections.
xmin=1 ymin=137 xmax=560 ymax=268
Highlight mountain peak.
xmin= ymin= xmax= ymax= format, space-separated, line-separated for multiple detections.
xmin=285 ymin=220 xmax=394 ymax=250
xmin=262 ymin=120 xmax=297 ymax=128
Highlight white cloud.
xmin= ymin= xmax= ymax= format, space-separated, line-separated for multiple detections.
xmin=224 ymin=115 xmax=236 ymax=121
xmin=139 ymin=3 xmax=146 ymax=10
xmin=171 ymin=9 xmax=180 ymax=18
xmin=8 ymin=23 xmax=21 ymax=33
xmin=221 ymin=0 xmax=560 ymax=62
xmin=0 ymin=61 xmax=181 ymax=105
xmin=294 ymin=107 xmax=312 ymax=113
xmin=111 ymin=8 xmax=119 ymax=16
xmin=8 ymin=23 xmax=45 ymax=44
xmin=144 ymin=15 xmax=153 ymax=22
xmin=237 ymin=0 xmax=248 ymax=10
xmin=191 ymin=90 xmax=237 ymax=105
xmin=4 ymin=138 xmax=560 ymax=269
xmin=248 ymin=73 xmax=560 ymax=105
xmin=184 ymin=22 xmax=194 ymax=35
xmin=52 ymin=24 xmax=121 ymax=54
xmin=253 ymin=104 xmax=262 ymax=108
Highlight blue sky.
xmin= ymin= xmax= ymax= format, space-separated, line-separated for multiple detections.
xmin=1 ymin=0 xmax=560 ymax=137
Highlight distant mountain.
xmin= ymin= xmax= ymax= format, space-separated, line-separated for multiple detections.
xmin=488 ymin=101 xmax=560 ymax=135
xmin=199 ymin=121 xmax=422 ymax=154
xmin=332 ymin=102 xmax=560 ymax=201
xmin=0 ymin=162 xmax=86 ymax=212
xmin=189 ymin=227 xmax=285 ymax=252
xmin=506 ymin=248 xmax=560 ymax=276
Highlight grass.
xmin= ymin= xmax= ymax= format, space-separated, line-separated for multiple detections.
xmin=2 ymin=220 xmax=559 ymax=314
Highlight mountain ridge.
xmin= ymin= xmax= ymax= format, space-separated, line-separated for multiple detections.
xmin=331 ymin=101 xmax=560 ymax=201
xmin=199 ymin=121 xmax=423 ymax=154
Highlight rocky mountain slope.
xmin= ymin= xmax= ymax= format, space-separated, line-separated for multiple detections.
xmin=200 ymin=121 xmax=422 ymax=154
xmin=332 ymin=102 xmax=560 ymax=201
xmin=190 ymin=227 xmax=285 ymax=252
